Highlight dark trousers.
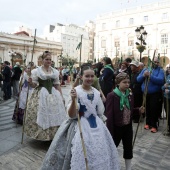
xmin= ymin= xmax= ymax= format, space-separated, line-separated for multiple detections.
xmin=158 ymin=93 xmax=163 ymax=118
xmin=164 ymin=97 xmax=170 ymax=132
xmin=133 ymin=93 xmax=143 ymax=121
xmin=3 ymin=81 xmax=11 ymax=99
xmin=112 ymin=124 xmax=133 ymax=159
xmin=146 ymin=92 xmax=161 ymax=128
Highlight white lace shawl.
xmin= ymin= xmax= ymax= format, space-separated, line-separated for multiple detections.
xmin=67 ymin=85 xmax=106 ymax=122
xmin=19 ymin=71 xmax=33 ymax=109
xmin=31 ymin=66 xmax=60 ymax=85
xmin=36 ymin=87 xmax=67 ymax=130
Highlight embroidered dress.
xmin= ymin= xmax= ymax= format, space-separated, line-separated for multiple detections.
xmin=24 ymin=66 xmax=66 ymax=141
xmin=12 ymin=71 xmax=33 ymax=125
xmin=41 ymin=85 xmax=120 ymax=170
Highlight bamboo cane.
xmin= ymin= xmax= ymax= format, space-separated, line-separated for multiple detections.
xmin=21 ymin=29 xmax=37 ymax=144
xmin=73 ymin=86 xmax=89 ymax=170
xmin=76 ymin=103 xmax=89 ymax=170
xmin=165 ymin=94 xmax=169 ymax=134
xmin=133 ymin=49 xmax=157 ymax=149
xmin=162 ymin=53 xmax=166 ymax=124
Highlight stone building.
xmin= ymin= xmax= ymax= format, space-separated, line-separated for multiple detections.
xmin=0 ymin=30 xmax=62 ymax=67
xmin=95 ymin=0 xmax=170 ymax=67
xmin=43 ymin=23 xmax=90 ymax=64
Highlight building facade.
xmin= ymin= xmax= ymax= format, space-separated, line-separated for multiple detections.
xmin=0 ymin=30 xmax=62 ymax=67
xmin=95 ymin=0 xmax=170 ymax=67
xmin=84 ymin=20 xmax=96 ymax=62
xmin=43 ymin=23 xmax=90 ymax=64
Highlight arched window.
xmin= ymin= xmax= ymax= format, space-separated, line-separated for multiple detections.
xmin=13 ymin=53 xmax=23 ymax=65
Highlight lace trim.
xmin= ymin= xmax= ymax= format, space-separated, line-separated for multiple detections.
xmin=31 ymin=67 xmax=60 ymax=84
xmin=36 ymin=87 xmax=67 ymax=130
xmin=75 ymin=86 xmax=100 ymax=118
xmin=70 ymin=117 xmax=120 ymax=170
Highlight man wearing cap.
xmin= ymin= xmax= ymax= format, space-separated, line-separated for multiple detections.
xmin=12 ymin=62 xmax=22 ymax=98
xmin=129 ymin=60 xmax=143 ymax=123
xmin=137 ymin=57 xmax=164 ymax=133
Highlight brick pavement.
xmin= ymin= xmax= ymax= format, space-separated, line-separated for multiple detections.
xmin=0 ymin=84 xmax=170 ymax=169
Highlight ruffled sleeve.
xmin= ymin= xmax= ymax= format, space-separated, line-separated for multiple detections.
xmin=31 ymin=68 xmax=38 ymax=84
xmin=53 ymin=69 xmax=60 ymax=85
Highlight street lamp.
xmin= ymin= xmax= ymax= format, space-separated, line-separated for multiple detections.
xmin=135 ymin=25 xmax=148 ymax=61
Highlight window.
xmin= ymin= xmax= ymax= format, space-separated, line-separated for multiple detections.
xmin=116 ymin=20 xmax=120 ymax=28
xmin=101 ymin=40 xmax=106 ymax=48
xmin=102 ymin=23 xmax=106 ymax=30
xmin=162 ymin=13 xmax=168 ymax=19
xmin=129 ymin=18 xmax=134 ymax=25
xmin=144 ymin=16 xmax=148 ymax=22
xmin=161 ymin=34 xmax=168 ymax=44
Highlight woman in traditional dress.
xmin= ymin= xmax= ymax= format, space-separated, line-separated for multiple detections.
xmin=41 ymin=66 xmax=120 ymax=170
xmin=24 ymin=51 xmax=66 ymax=141
xmin=12 ymin=65 xmax=33 ymax=125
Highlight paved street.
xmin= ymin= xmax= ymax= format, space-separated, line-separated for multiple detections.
xmin=0 ymin=85 xmax=170 ymax=170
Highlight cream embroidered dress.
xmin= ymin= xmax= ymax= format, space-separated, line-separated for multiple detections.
xmin=41 ymin=85 xmax=120 ymax=170
xmin=24 ymin=66 xmax=67 ymax=141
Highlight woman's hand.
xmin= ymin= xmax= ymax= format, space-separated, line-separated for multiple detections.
xmin=101 ymin=95 xmax=106 ymax=103
xmin=164 ymin=83 xmax=169 ymax=88
xmin=70 ymin=89 xmax=77 ymax=100
xmin=28 ymin=77 xmax=33 ymax=84
xmin=165 ymin=89 xmax=169 ymax=94
xmin=139 ymin=106 xmax=145 ymax=114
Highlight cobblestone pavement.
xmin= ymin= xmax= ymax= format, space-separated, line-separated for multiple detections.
xmin=0 ymin=85 xmax=170 ymax=169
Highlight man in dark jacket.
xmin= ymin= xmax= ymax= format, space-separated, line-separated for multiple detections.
xmin=12 ymin=62 xmax=22 ymax=98
xmin=129 ymin=60 xmax=143 ymax=123
xmin=2 ymin=61 xmax=11 ymax=100
xmin=137 ymin=57 xmax=164 ymax=133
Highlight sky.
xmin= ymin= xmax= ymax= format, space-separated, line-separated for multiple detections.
xmin=0 ymin=0 xmax=161 ymax=36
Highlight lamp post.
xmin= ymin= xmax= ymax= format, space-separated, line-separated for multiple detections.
xmin=135 ymin=25 xmax=147 ymax=62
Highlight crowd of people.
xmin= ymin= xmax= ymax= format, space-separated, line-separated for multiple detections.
xmin=0 ymin=51 xmax=170 ymax=170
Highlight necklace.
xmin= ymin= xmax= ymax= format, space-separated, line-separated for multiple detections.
xmin=42 ymin=66 xmax=51 ymax=73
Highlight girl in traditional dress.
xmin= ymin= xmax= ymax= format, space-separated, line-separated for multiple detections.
xmin=12 ymin=65 xmax=33 ymax=125
xmin=41 ymin=66 xmax=120 ymax=170
xmin=24 ymin=51 xmax=66 ymax=141
xmin=106 ymin=72 xmax=144 ymax=170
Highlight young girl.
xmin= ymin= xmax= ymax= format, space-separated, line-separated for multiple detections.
xmin=106 ymin=72 xmax=144 ymax=170
xmin=12 ymin=65 xmax=33 ymax=125
xmin=41 ymin=66 xmax=120 ymax=170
